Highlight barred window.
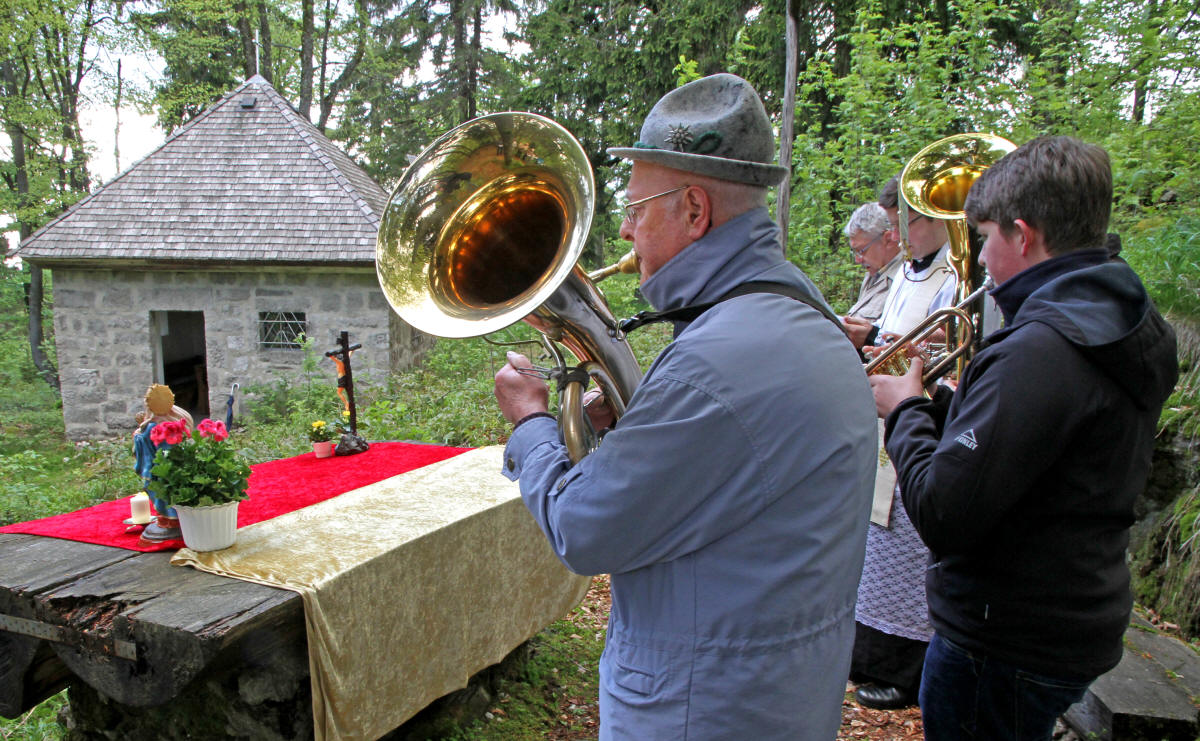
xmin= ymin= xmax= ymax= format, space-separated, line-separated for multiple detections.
xmin=258 ymin=311 xmax=307 ymax=349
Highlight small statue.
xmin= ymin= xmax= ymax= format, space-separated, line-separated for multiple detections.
xmin=133 ymin=384 xmax=194 ymax=543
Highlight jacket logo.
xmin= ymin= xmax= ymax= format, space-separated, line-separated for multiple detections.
xmin=955 ymin=429 xmax=979 ymax=450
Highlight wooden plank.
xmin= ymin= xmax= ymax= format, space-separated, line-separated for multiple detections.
xmin=38 ymin=550 xmax=301 ymax=707
xmin=0 ymin=534 xmax=136 ymax=717
xmin=1 ymin=534 xmax=303 ymax=712
xmin=0 ymin=534 xmax=137 ymax=591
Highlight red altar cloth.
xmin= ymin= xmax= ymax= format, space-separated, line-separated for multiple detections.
xmin=0 ymin=442 xmax=472 ymax=552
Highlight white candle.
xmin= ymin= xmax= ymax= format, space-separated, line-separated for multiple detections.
xmin=130 ymin=492 xmax=152 ymax=524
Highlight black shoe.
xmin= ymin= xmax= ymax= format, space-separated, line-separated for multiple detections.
xmin=854 ymin=683 xmax=914 ymax=710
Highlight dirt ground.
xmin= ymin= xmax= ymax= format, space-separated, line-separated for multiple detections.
xmin=550 ymin=575 xmax=925 ymax=740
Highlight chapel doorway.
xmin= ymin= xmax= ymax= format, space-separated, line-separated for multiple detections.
xmin=150 ymin=310 xmax=210 ymax=419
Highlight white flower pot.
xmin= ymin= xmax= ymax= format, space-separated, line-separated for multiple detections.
xmin=175 ymin=501 xmax=240 ymax=552
xmin=312 ymin=441 xmax=334 ymax=458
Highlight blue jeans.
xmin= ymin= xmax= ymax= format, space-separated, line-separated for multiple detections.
xmin=919 ymin=632 xmax=1092 ymax=741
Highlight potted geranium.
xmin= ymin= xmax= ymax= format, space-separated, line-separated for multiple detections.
xmin=150 ymin=418 xmax=250 ymax=551
xmin=309 ymin=419 xmax=335 ymax=458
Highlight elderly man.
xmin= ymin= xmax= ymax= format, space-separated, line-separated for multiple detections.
xmin=843 ymin=202 xmax=903 ymax=346
xmin=494 ymin=74 xmax=876 ymax=740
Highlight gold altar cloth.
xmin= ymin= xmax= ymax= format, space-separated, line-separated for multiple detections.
xmin=172 ymin=447 xmax=589 ymax=741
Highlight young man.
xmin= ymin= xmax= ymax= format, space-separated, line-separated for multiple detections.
xmin=858 ymin=176 xmax=957 ymax=350
xmin=494 ymin=74 xmax=877 ymax=739
xmin=870 ymin=135 xmax=1178 ymax=739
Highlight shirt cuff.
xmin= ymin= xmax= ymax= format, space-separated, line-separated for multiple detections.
xmin=513 ymin=411 xmax=555 ymax=431
xmin=502 ymin=414 xmax=560 ymax=481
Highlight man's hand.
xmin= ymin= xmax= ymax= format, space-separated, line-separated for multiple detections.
xmin=583 ymin=389 xmax=616 ymax=431
xmin=494 ymin=351 xmax=550 ymax=424
xmin=869 ymin=356 xmax=925 ymax=419
xmin=842 ymin=316 xmax=874 ymax=349
xmin=861 ymin=332 xmax=900 ymax=359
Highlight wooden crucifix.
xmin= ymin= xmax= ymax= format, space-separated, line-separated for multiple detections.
xmin=324 ymin=331 xmax=362 ymax=436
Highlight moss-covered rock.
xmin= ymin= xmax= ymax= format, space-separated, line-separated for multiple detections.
xmin=1130 ymin=316 xmax=1200 ymax=641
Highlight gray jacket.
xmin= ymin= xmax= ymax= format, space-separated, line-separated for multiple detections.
xmin=504 ymin=207 xmax=876 ymax=740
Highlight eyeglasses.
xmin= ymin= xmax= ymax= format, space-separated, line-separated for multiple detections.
xmin=888 ymin=214 xmax=922 ymax=232
xmin=850 ymin=233 xmax=885 ymax=258
xmin=622 ymin=185 xmax=690 ymax=225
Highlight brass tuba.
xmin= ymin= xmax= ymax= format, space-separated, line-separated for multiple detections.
xmin=870 ymin=133 xmax=1016 ymax=382
xmin=376 ymin=112 xmax=642 ymax=463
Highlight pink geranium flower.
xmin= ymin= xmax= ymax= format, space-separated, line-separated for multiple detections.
xmin=150 ymin=419 xmax=189 ymax=446
xmin=197 ymin=418 xmax=229 ymax=441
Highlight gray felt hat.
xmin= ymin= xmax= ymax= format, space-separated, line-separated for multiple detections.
xmin=607 ymin=74 xmax=788 ymax=187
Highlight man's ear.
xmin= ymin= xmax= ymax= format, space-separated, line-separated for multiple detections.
xmin=683 ymin=186 xmax=711 ymax=240
xmin=1012 ymin=219 xmax=1046 ymax=258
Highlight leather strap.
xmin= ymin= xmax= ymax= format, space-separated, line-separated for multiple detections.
xmin=619 ymin=280 xmax=844 ymax=337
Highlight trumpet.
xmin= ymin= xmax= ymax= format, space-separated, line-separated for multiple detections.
xmin=864 ymin=283 xmax=990 ymax=386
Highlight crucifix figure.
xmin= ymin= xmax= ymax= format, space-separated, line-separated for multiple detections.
xmin=325 ymin=331 xmax=362 ymax=436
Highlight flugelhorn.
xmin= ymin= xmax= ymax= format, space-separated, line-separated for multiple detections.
xmin=871 ymin=133 xmax=1015 ymax=382
xmin=901 ymin=133 xmax=1015 ymax=368
xmin=864 ymin=283 xmax=989 ymax=386
xmin=376 ymin=112 xmax=642 ymax=463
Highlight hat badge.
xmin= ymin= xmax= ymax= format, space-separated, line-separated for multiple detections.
xmin=665 ymin=124 xmax=694 ymax=152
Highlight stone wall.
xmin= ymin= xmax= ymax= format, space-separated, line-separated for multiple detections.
xmin=51 ymin=266 xmax=404 ymax=440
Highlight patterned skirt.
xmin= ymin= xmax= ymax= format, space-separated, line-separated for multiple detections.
xmin=854 ymin=486 xmax=934 ymax=643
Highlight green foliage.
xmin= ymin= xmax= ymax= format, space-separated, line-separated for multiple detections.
xmin=149 ymin=422 xmax=251 ymax=507
xmin=674 ymin=55 xmax=702 ymax=85
xmin=1121 ymin=216 xmax=1200 ymax=322
xmin=0 ymin=0 xmax=98 ymax=237
xmin=0 ymin=690 xmax=65 ymax=740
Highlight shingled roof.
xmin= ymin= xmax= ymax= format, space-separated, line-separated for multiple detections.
xmin=18 ymin=75 xmax=388 ymax=267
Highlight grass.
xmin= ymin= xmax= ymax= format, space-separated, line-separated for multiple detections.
xmin=0 ymin=693 xmax=65 ymax=741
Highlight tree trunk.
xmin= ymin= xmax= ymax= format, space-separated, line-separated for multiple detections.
xmin=1132 ymin=0 xmax=1158 ymax=124
xmin=316 ymin=0 xmax=368 ymax=130
xmin=467 ymin=3 xmax=481 ymax=121
xmin=775 ymin=0 xmax=798 ymax=250
xmin=452 ymin=0 xmax=469 ymax=123
xmin=299 ymin=0 xmax=315 ymax=118
xmin=236 ymin=1 xmax=257 ymax=78
xmin=1 ymin=61 xmax=59 ymax=390
xmin=257 ymin=1 xmax=273 ymax=83
xmin=113 ymin=59 xmax=122 ymax=177
xmin=26 ymin=264 xmax=59 ymax=390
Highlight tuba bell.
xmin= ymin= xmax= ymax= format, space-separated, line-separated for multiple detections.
xmin=376 ymin=112 xmax=642 ymax=463
xmin=870 ymin=132 xmax=1015 ymax=382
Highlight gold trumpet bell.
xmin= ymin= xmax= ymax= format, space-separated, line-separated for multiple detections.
xmin=376 ymin=113 xmax=595 ymax=338
xmin=376 ymin=112 xmax=643 ymax=463
xmin=901 ymin=133 xmax=1016 ymax=220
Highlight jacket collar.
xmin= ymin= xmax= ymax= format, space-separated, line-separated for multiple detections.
xmin=989 ymin=248 xmax=1109 ymax=326
xmin=640 ymin=207 xmax=784 ymax=312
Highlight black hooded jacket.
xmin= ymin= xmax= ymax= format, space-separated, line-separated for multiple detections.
xmin=885 ymin=248 xmax=1178 ymax=679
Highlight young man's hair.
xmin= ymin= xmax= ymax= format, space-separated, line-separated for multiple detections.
xmin=964 ymin=136 xmax=1112 ymax=255
xmin=877 ymin=175 xmax=901 ymax=210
